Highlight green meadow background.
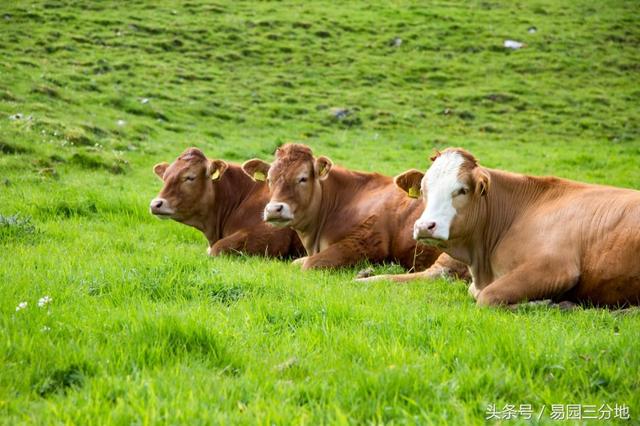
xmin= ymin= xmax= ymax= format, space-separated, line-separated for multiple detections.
xmin=1 ymin=0 xmax=639 ymax=424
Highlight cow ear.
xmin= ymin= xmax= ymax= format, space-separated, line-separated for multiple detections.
xmin=394 ymin=169 xmax=424 ymax=198
xmin=314 ymin=156 xmax=332 ymax=180
xmin=473 ymin=168 xmax=490 ymax=196
xmin=241 ymin=159 xmax=271 ymax=182
xmin=208 ymin=159 xmax=228 ymax=181
xmin=153 ymin=162 xmax=169 ymax=180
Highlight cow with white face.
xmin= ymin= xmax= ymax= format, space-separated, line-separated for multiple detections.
xmin=394 ymin=147 xmax=640 ymax=307
xmin=412 ymin=149 xmax=487 ymax=243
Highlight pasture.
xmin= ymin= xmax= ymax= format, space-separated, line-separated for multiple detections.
xmin=1 ymin=0 xmax=639 ymax=424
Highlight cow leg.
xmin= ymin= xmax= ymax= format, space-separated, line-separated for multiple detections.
xmin=356 ymin=267 xmax=447 ymax=283
xmin=355 ymin=253 xmax=469 ymax=283
xmin=300 ymin=240 xmax=365 ymax=270
xmin=356 ymin=272 xmax=422 ymax=283
xmin=477 ymin=258 xmax=579 ymax=307
xmin=209 ymin=231 xmax=249 ymax=256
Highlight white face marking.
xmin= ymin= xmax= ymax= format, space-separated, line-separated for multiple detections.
xmin=413 ymin=151 xmax=465 ymax=241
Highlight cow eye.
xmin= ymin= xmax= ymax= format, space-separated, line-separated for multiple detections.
xmin=185 ymin=176 xmax=196 ymax=182
xmin=298 ymin=176 xmax=308 ymax=183
xmin=456 ymin=187 xmax=468 ymax=196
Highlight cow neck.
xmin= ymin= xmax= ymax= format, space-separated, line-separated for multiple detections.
xmin=205 ymin=165 xmax=254 ymax=245
xmin=295 ymin=167 xmax=372 ymax=255
xmin=293 ymin=180 xmax=326 ymax=255
xmin=456 ymin=168 xmax=562 ymax=289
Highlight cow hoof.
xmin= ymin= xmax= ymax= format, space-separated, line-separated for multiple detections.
xmin=356 ymin=267 xmax=375 ymax=279
xmin=527 ymin=299 xmax=553 ymax=306
xmin=468 ymin=282 xmax=481 ymax=300
xmin=555 ymin=300 xmax=578 ymax=311
xmin=292 ymin=256 xmax=308 ymax=267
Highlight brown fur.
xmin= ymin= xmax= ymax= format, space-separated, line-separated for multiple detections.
xmin=276 ymin=144 xmax=314 ymax=164
xmin=249 ymin=143 xmax=451 ymax=271
xmin=151 ymin=148 xmax=303 ymax=258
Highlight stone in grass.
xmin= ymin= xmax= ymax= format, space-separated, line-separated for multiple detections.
xmin=329 ymin=107 xmax=351 ymax=119
xmin=504 ymin=39 xmax=526 ymax=49
xmin=389 ymin=37 xmax=402 ymax=47
xmin=327 ymin=107 xmax=362 ymax=127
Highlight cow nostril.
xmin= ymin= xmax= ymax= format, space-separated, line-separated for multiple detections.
xmin=275 ymin=204 xmax=283 ymax=212
xmin=154 ymin=200 xmax=163 ymax=208
xmin=427 ymin=222 xmax=436 ymax=230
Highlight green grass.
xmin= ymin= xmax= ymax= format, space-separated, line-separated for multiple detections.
xmin=1 ymin=0 xmax=639 ymax=424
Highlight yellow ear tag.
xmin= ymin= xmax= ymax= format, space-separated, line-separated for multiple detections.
xmin=408 ymin=186 xmax=420 ymax=199
xmin=211 ymin=170 xmax=220 ymax=181
xmin=253 ymin=171 xmax=266 ymax=182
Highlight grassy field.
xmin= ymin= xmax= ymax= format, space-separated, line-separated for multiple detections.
xmin=1 ymin=0 xmax=639 ymax=424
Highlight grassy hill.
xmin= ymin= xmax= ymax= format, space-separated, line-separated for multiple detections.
xmin=1 ymin=0 xmax=639 ymax=424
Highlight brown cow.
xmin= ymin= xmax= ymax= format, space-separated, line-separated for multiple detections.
xmin=402 ymin=147 xmax=640 ymax=307
xmin=241 ymin=143 xmax=467 ymax=275
xmin=150 ymin=147 xmax=303 ymax=258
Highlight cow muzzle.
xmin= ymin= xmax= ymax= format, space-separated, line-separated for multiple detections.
xmin=413 ymin=219 xmax=447 ymax=243
xmin=149 ymin=197 xmax=175 ymax=219
xmin=263 ymin=202 xmax=293 ymax=227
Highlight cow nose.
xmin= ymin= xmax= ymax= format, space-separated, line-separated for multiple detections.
xmin=265 ymin=202 xmax=285 ymax=214
xmin=414 ymin=220 xmax=436 ymax=239
xmin=150 ymin=198 xmax=166 ymax=211
xmin=149 ymin=197 xmax=174 ymax=218
xmin=264 ymin=202 xmax=292 ymax=223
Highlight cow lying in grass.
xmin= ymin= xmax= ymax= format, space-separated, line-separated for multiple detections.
xmin=393 ymin=147 xmax=640 ymax=307
xmin=150 ymin=147 xmax=303 ymax=258
xmin=242 ymin=143 xmax=468 ymax=278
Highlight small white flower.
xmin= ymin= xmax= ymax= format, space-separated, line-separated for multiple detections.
xmin=16 ymin=302 xmax=27 ymax=311
xmin=116 ymin=119 xmax=126 ymax=127
xmin=140 ymin=98 xmax=149 ymax=104
xmin=38 ymin=296 xmax=52 ymax=307
xmin=41 ymin=326 xmax=51 ymax=332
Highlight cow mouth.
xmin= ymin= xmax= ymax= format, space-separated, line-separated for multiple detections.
xmin=150 ymin=210 xmax=176 ymax=220
xmin=265 ymin=217 xmax=292 ymax=227
xmin=416 ymin=237 xmax=447 ymax=248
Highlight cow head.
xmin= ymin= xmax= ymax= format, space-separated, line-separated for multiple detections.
xmin=395 ymin=148 xmax=489 ymax=243
xmin=242 ymin=143 xmax=332 ymax=228
xmin=150 ymin=148 xmax=228 ymax=223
